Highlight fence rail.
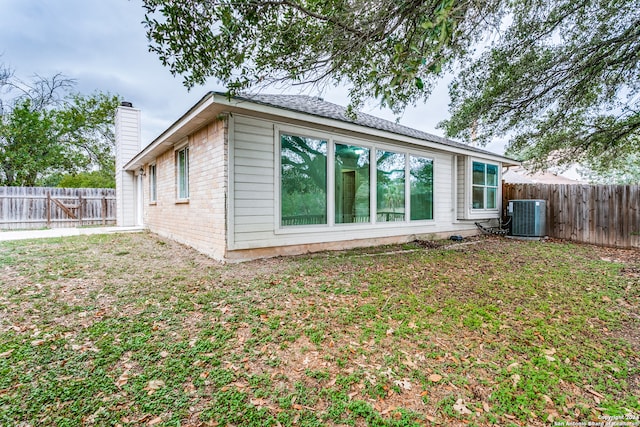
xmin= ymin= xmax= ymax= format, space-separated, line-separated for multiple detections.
xmin=503 ymin=183 xmax=640 ymax=248
xmin=0 ymin=186 xmax=116 ymax=230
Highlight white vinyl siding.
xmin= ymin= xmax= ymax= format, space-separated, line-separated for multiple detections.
xmin=456 ymin=156 xmax=466 ymax=220
xmin=230 ymin=115 xmax=497 ymax=250
xmin=114 ymin=106 xmax=140 ymax=226
xmin=232 ymin=116 xmax=275 ymax=243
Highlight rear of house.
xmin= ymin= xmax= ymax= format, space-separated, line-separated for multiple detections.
xmin=117 ymin=93 xmax=516 ymax=261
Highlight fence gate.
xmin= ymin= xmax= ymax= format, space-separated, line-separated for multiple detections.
xmin=0 ymin=186 xmax=116 ymax=230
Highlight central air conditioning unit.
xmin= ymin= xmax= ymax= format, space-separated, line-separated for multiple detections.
xmin=507 ymin=199 xmax=547 ymax=237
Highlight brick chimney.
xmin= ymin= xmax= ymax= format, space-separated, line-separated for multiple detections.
xmin=114 ymin=102 xmax=141 ymax=227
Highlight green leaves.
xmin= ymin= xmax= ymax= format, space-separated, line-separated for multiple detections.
xmin=142 ymin=0 xmax=500 ymax=113
xmin=142 ymin=0 xmax=640 ymax=173
xmin=443 ymin=0 xmax=640 ymax=171
xmin=0 ymin=68 xmax=120 ymax=187
xmin=0 ymin=100 xmax=65 ymax=186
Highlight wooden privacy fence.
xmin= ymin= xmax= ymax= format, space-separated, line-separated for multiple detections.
xmin=503 ymin=183 xmax=640 ymax=248
xmin=0 ymin=187 xmax=116 ymax=230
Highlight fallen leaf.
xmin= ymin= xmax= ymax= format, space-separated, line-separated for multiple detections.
xmin=506 ymin=362 xmax=520 ymax=372
xmin=116 ymin=372 xmax=130 ymax=388
xmin=31 ymin=339 xmax=45 ymax=346
xmin=482 ymin=401 xmax=490 ymax=413
xmin=148 ymin=416 xmax=163 ymax=426
xmin=512 ymin=374 xmax=521 ymax=387
xmin=159 ymin=351 xmax=169 ymax=358
xmin=453 ymin=399 xmax=472 ymax=415
xmin=0 ymin=349 xmax=14 ymax=358
xmin=404 ymin=356 xmax=417 ymax=369
xmin=542 ymin=348 xmax=556 ymax=356
xmin=545 ymin=410 xmax=559 ymax=422
xmin=584 ymin=388 xmax=604 ymax=399
xmin=144 ymin=379 xmax=165 ymax=395
xmin=428 ymin=374 xmax=442 ymax=383
xmin=380 ymin=406 xmax=396 ymax=415
xmin=545 ymin=355 xmax=556 ymax=362
xmin=393 ymin=378 xmax=412 ymax=390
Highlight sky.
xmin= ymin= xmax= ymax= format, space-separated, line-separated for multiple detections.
xmin=0 ymin=0 xmax=506 ymax=154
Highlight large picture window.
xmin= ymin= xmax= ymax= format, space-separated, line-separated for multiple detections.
xmin=335 ymin=144 xmax=370 ymax=224
xmin=376 ymin=150 xmax=405 ymax=222
xmin=472 ymin=161 xmax=498 ymax=209
xmin=176 ymin=147 xmax=189 ymax=200
xmin=409 ymin=156 xmax=433 ymax=220
xmin=281 ymin=134 xmax=327 ymax=226
xmin=278 ymin=129 xmax=441 ymax=228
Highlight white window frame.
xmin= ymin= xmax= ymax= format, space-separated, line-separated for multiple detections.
xmin=276 ymin=126 xmax=330 ymax=231
xmin=408 ymin=153 xmax=435 ymax=222
xmin=274 ymin=124 xmax=437 ymax=233
xmin=333 ymin=141 xmax=374 ymax=226
xmin=149 ymin=163 xmax=157 ymax=203
xmin=470 ymin=159 xmax=499 ymax=212
xmin=176 ymin=145 xmax=189 ymax=201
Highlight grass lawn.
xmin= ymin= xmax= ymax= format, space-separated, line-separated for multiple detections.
xmin=0 ymin=232 xmax=638 ymax=426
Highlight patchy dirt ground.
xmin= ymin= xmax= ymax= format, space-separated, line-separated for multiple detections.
xmin=0 ymin=232 xmax=638 ymax=426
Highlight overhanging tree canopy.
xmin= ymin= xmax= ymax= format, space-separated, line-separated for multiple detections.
xmin=142 ymin=0 xmax=640 ymax=170
xmin=143 ymin=0 xmax=501 ymax=112
xmin=443 ymin=0 xmax=640 ymax=171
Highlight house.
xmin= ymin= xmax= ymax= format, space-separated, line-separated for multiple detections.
xmin=115 ymin=93 xmax=517 ymax=261
xmin=503 ymin=165 xmax=585 ymax=184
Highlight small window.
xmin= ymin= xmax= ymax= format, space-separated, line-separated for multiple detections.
xmin=149 ymin=164 xmax=157 ymax=202
xmin=177 ymin=146 xmax=189 ymax=200
xmin=472 ymin=161 xmax=498 ymax=209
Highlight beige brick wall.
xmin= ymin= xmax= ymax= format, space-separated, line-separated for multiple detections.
xmin=143 ymin=117 xmax=227 ymax=260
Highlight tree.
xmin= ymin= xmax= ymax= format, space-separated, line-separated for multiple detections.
xmin=579 ymin=154 xmax=640 ymax=184
xmin=0 ymin=65 xmax=120 ymax=186
xmin=143 ymin=0 xmax=639 ymax=170
xmin=142 ymin=0 xmax=501 ymax=113
xmin=0 ymin=99 xmax=69 ymax=186
xmin=56 ymin=92 xmax=120 ymax=175
xmin=442 ymin=0 xmax=640 ymax=171
xmin=56 ymin=170 xmax=116 ymax=188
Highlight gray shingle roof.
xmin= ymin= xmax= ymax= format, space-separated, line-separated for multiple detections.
xmin=226 ymin=92 xmax=506 ymax=158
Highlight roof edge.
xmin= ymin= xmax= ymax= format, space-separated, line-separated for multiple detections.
xmin=125 ymin=91 xmax=519 ymax=170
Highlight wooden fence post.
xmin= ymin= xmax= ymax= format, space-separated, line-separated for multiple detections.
xmin=46 ymin=192 xmax=51 ymax=228
xmin=102 ymin=192 xmax=107 ymax=226
xmin=78 ymin=194 xmax=83 ymax=227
